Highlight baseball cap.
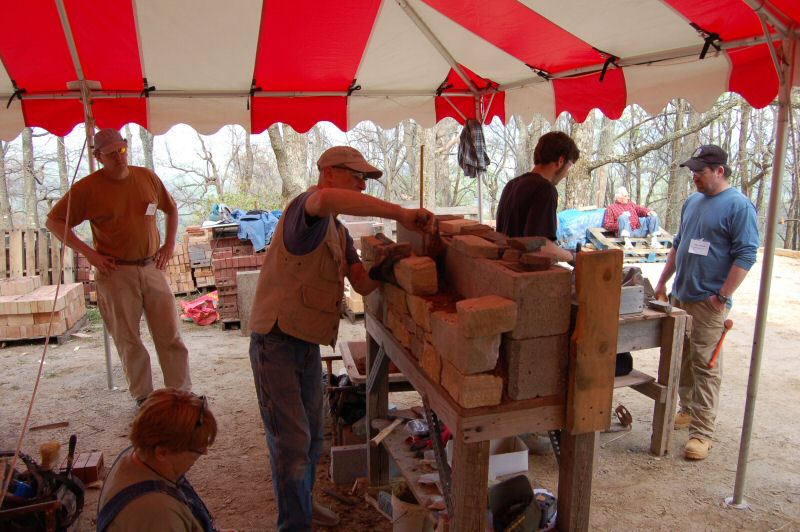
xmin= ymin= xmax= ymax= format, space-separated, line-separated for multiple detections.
xmin=317 ymin=146 xmax=382 ymax=179
xmin=93 ymin=128 xmax=127 ymax=154
xmin=680 ymin=145 xmax=728 ymax=172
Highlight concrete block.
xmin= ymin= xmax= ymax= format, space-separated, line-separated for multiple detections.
xmin=456 ymin=295 xmax=517 ymax=338
xmin=431 ymin=311 xmax=500 ymax=374
xmin=406 ymin=294 xmax=433 ymax=331
xmin=502 ymin=335 xmax=568 ymax=399
xmin=382 ymin=283 xmax=408 ymax=313
xmin=452 ymin=235 xmax=502 ymax=259
xmin=444 ymin=248 xmax=571 ymax=339
xmin=394 ymin=256 xmax=437 ymax=296
xmin=440 ymin=359 xmax=503 ymax=408
xmin=439 ymin=218 xmax=479 ymax=234
xmin=237 ymin=270 xmax=261 ymax=336
xmin=421 ymin=342 xmax=442 ymax=382
xmin=330 ymin=444 xmax=367 ymax=485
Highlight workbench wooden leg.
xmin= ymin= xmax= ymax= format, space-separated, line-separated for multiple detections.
xmin=650 ymin=314 xmax=687 ymax=455
xmin=451 ymin=438 xmax=489 ymax=532
xmin=366 ymin=334 xmax=389 ymax=486
xmin=557 ymin=431 xmax=596 ymax=532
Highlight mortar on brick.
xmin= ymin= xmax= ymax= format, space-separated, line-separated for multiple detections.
xmin=456 ymin=295 xmax=517 ymax=338
xmin=430 ymin=311 xmax=501 ymax=374
xmin=451 ymin=235 xmax=502 ymax=259
xmin=440 ymin=359 xmax=503 ymax=408
xmin=394 ymin=256 xmax=438 ymax=295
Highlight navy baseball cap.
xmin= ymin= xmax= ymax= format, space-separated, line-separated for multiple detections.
xmin=680 ymin=145 xmax=728 ymax=172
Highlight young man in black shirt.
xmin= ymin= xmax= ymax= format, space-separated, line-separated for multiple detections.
xmin=496 ymin=131 xmax=579 ymax=262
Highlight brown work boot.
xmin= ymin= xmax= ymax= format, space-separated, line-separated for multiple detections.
xmin=673 ymin=410 xmax=692 ymax=430
xmin=684 ymin=437 xmax=712 ymax=460
xmin=312 ymin=501 xmax=340 ymax=527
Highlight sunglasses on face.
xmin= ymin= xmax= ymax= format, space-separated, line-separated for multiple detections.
xmin=188 ymin=394 xmax=208 ymax=455
xmin=333 ymin=165 xmax=368 ymax=182
xmin=101 ymin=146 xmax=127 ymax=157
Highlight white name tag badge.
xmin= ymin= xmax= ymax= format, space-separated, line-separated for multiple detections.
xmin=145 ymin=203 xmax=157 ymax=216
xmin=688 ymin=238 xmax=710 ymax=256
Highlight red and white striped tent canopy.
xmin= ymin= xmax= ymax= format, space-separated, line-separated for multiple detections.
xmin=1 ymin=0 xmax=798 ymax=141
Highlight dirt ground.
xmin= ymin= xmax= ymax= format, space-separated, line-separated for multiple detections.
xmin=2 ymin=254 xmax=799 ymax=531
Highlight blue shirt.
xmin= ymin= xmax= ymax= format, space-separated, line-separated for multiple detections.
xmin=673 ymin=187 xmax=758 ymax=305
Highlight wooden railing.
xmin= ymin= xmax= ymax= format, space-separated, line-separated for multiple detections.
xmin=1 ymin=229 xmax=76 ymax=284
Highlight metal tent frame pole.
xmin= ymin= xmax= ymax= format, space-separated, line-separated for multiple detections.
xmin=55 ymin=0 xmax=115 ymax=390
xmin=728 ymin=34 xmax=796 ymax=509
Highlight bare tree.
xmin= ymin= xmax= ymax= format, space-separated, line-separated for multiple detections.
xmin=0 ymin=141 xmax=12 ymax=229
xmin=22 ymin=128 xmax=39 ymax=228
xmin=139 ymin=126 xmax=155 ymax=170
xmin=268 ymin=124 xmax=308 ymax=204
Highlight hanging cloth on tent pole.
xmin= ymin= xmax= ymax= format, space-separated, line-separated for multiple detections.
xmin=457 ymin=118 xmax=489 ymax=178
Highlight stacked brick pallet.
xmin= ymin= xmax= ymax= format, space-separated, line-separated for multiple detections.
xmin=166 ymin=242 xmax=195 ymax=294
xmin=75 ymin=253 xmax=96 ymax=303
xmin=362 ymin=215 xmax=571 ymax=408
xmin=0 ymin=276 xmax=87 ymax=340
xmin=210 ymin=236 xmax=261 ymax=321
xmin=185 ymin=229 xmax=215 ymax=289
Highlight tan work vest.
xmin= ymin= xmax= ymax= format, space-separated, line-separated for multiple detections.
xmin=248 ymin=197 xmax=348 ymax=347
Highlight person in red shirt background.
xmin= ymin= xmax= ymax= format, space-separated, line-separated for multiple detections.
xmin=603 ymin=186 xmax=662 ymax=249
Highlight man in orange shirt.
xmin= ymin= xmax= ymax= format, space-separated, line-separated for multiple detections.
xmin=47 ymin=129 xmax=191 ymax=406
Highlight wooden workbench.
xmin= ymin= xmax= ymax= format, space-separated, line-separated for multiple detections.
xmin=365 ymin=315 xmax=590 ymax=531
xmin=614 ymin=307 xmax=689 ymax=455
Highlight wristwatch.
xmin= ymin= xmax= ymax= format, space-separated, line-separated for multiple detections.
xmin=716 ymin=292 xmax=730 ymax=305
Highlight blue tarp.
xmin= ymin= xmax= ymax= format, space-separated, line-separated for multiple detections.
xmin=234 ymin=210 xmax=282 ymax=252
xmin=557 ymin=208 xmax=606 ymax=250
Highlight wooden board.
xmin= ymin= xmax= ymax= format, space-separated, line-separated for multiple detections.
xmin=379 ymin=423 xmax=442 ymax=508
xmin=566 ymin=249 xmax=622 ymax=434
xmin=24 ymin=230 xmax=36 ymax=277
xmin=338 ymin=340 xmax=405 ymax=385
xmin=9 ymin=230 xmax=23 ymax=278
xmin=37 ymin=229 xmax=51 ymax=284
xmin=587 ymin=227 xmax=671 ymax=263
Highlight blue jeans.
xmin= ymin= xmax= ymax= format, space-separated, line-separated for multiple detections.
xmin=249 ymin=331 xmax=324 ymax=532
xmin=618 ymin=212 xmax=660 ymax=237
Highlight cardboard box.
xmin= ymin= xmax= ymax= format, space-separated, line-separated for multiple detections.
xmin=447 ymin=436 xmax=528 ymax=481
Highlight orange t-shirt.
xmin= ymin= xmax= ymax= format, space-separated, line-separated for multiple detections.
xmin=47 ymin=166 xmax=175 ymax=261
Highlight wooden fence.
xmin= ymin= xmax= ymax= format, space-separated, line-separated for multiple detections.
xmin=1 ymin=229 xmax=76 ymax=284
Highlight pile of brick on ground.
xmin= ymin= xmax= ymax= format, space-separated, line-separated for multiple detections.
xmin=165 ymin=241 xmax=195 ymax=294
xmin=211 ymin=236 xmax=263 ymax=321
xmin=0 ymin=276 xmax=87 ymax=340
xmin=185 ymin=227 xmax=215 ymax=289
xmin=361 ymin=215 xmax=570 ymax=408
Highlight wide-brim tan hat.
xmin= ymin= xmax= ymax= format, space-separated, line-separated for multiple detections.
xmin=317 ymin=146 xmax=382 ymax=179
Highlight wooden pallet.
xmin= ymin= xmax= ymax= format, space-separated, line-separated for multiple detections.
xmin=0 ymin=315 xmax=88 ymax=346
xmin=587 ymin=227 xmax=673 ymax=263
xmin=221 ymin=318 xmax=240 ymax=330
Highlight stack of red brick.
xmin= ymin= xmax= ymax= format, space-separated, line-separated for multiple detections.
xmin=0 ymin=276 xmax=87 ymax=340
xmin=75 ymin=253 xmax=96 ymax=303
xmin=210 ymin=236 xmax=263 ymax=321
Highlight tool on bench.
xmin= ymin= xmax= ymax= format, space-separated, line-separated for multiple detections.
xmin=421 ymin=393 xmax=454 ymax=516
xmin=370 ymin=418 xmax=403 ymax=448
xmin=708 ymin=319 xmax=733 ymax=369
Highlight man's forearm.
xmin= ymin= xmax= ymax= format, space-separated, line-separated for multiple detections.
xmin=656 ymin=247 xmax=677 ymax=287
xmin=45 ymin=217 xmax=96 ymax=258
xmin=719 ymin=264 xmax=750 ymax=299
xmin=307 ymin=189 xmax=403 ymax=220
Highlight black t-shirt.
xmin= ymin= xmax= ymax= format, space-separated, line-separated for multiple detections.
xmin=496 ymin=172 xmax=558 ymax=240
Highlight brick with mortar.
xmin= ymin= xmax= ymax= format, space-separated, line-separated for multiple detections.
xmin=431 ymin=311 xmax=500 ymax=374
xmin=382 ymin=283 xmax=408 ymax=313
xmin=451 ymin=235 xmax=502 ymax=259
xmin=439 ymin=218 xmax=479 ymax=234
xmin=406 ymin=293 xmax=433 ymax=331
xmin=456 ymin=295 xmax=517 ymax=338
xmin=440 ymin=359 xmax=503 ymax=408
xmin=421 ymin=342 xmax=442 ymax=383
xmin=394 ymin=256 xmax=437 ymax=295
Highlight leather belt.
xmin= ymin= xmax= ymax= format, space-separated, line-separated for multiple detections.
xmin=115 ymin=256 xmax=155 ymax=266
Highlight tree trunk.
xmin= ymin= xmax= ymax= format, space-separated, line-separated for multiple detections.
xmin=737 ymin=103 xmax=752 ymax=196
xmin=22 ymin=128 xmax=39 ymax=228
xmin=268 ymin=124 xmax=308 ymax=204
xmin=139 ymin=126 xmax=155 ymax=170
xmin=403 ymin=121 xmax=420 ymax=203
xmin=594 ymin=116 xmax=615 ymax=207
xmin=57 ymin=136 xmax=69 ymax=194
xmin=564 ymin=114 xmax=596 ymax=208
xmin=436 ymin=123 xmax=457 ymax=207
xmin=422 ymin=127 xmax=437 ymax=209
xmin=514 ymin=114 xmax=543 ymax=176
xmin=0 ymin=141 xmax=12 ymax=229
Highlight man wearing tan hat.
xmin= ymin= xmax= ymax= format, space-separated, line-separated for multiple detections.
xmin=248 ymin=146 xmax=436 ymax=530
xmin=46 ymin=128 xmax=191 ymax=407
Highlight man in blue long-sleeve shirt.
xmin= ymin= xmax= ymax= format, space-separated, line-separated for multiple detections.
xmin=655 ymin=145 xmax=759 ymax=460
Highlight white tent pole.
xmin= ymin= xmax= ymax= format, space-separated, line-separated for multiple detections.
xmin=55 ymin=0 xmax=115 ymax=390
xmin=728 ymin=34 xmax=796 ymax=509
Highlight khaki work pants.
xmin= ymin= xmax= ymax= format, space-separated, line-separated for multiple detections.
xmin=96 ymin=263 xmax=191 ymax=400
xmin=672 ymin=297 xmax=729 ymax=440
